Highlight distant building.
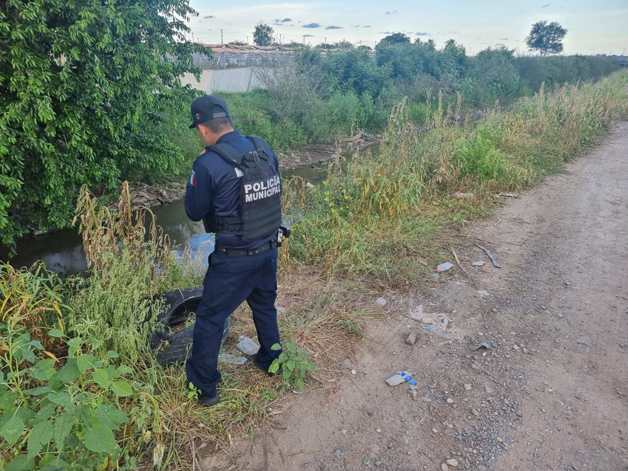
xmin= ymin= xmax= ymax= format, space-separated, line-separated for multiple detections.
xmin=192 ymin=43 xmax=297 ymax=70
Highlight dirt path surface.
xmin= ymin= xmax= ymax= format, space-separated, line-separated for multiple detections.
xmin=206 ymin=123 xmax=628 ymax=471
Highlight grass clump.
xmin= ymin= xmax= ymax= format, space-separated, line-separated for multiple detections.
xmin=286 ymin=70 xmax=628 ymax=282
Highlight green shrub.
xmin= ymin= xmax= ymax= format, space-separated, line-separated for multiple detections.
xmin=0 ymin=263 xmax=154 ymax=471
xmin=0 ymin=0 xmax=205 ymax=246
xmin=268 ymin=342 xmax=316 ymax=391
xmin=454 ymin=126 xmax=515 ymax=181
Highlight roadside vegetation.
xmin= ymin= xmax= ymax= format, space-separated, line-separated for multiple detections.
xmin=2 ymin=69 xmax=627 ymax=470
xmin=286 ymin=71 xmax=628 ymax=283
xmin=1 ymin=3 xmax=622 ymax=246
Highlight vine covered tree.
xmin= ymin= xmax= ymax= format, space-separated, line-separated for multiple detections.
xmin=0 ymin=0 xmax=205 ymax=246
xmin=526 ymin=21 xmax=568 ymax=55
xmin=253 ymin=23 xmax=274 ymax=46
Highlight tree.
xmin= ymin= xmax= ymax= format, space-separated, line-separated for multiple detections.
xmin=253 ymin=24 xmax=274 ymax=46
xmin=376 ymin=33 xmax=410 ymax=49
xmin=0 ymin=0 xmax=205 ymax=246
xmin=526 ymin=21 xmax=567 ymax=55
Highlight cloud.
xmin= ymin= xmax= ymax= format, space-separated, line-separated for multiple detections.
xmin=203 ymin=15 xmax=215 ymax=19
xmin=353 ymin=24 xmax=372 ymax=28
xmin=326 ymin=25 xmax=343 ymax=30
xmin=415 ymin=32 xmax=429 ymax=36
xmin=499 ymin=37 xmax=509 ymax=41
xmin=385 ymin=10 xmax=399 ymax=15
xmin=303 ymin=34 xmax=315 ymax=38
xmin=273 ymin=17 xmax=293 ymax=25
xmin=303 ymin=22 xmax=321 ymax=28
xmin=541 ymin=3 xmax=551 ymax=8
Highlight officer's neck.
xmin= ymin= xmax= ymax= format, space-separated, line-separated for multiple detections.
xmin=210 ymin=128 xmax=236 ymax=146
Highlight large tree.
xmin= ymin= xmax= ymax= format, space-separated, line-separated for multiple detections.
xmin=376 ymin=33 xmax=411 ymax=49
xmin=0 ymin=0 xmax=204 ymax=246
xmin=253 ymin=23 xmax=274 ymax=46
xmin=526 ymin=21 xmax=567 ymax=55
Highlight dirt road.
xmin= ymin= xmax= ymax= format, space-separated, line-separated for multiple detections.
xmin=207 ymin=123 xmax=628 ymax=471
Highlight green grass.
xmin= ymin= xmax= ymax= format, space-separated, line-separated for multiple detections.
xmin=2 ymin=70 xmax=627 ymax=471
xmin=285 ymin=71 xmax=628 ymax=283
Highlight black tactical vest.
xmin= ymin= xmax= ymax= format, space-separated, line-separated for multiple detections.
xmin=209 ymin=137 xmax=282 ymax=241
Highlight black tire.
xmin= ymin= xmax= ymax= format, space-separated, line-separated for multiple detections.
xmin=151 ymin=288 xmax=230 ymax=366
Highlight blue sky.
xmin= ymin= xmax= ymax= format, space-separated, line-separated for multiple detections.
xmin=188 ymin=0 xmax=628 ymax=54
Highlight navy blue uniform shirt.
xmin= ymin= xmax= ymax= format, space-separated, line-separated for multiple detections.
xmin=184 ymin=130 xmax=280 ymax=250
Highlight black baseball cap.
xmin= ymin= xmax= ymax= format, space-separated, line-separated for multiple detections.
xmin=189 ymin=95 xmax=230 ymax=129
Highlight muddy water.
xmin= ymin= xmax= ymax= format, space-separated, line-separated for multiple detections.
xmin=1 ymin=162 xmax=328 ymax=274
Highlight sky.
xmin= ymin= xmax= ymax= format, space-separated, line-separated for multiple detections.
xmin=187 ymin=0 xmax=628 ymax=55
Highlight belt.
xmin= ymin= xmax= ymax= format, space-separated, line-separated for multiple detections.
xmin=214 ymin=240 xmax=277 ymax=257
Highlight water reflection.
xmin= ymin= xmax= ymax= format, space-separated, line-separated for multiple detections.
xmin=1 ymin=160 xmax=329 ymax=273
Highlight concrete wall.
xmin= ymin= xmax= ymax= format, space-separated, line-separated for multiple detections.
xmin=192 ymin=50 xmax=294 ymax=69
xmin=180 ymin=67 xmax=272 ymax=94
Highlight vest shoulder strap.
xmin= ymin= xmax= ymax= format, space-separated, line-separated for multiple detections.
xmin=207 ymin=143 xmax=244 ymax=169
xmin=247 ymin=136 xmax=270 ymax=157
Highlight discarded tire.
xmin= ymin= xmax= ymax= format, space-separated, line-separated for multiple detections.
xmin=150 ymin=288 xmax=230 ymax=366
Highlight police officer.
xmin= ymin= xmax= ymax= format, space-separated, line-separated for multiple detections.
xmin=185 ymin=95 xmax=283 ymax=407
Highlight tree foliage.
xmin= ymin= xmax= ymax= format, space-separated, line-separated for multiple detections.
xmin=0 ymin=0 xmax=204 ymax=246
xmin=527 ymin=21 xmax=568 ymax=55
xmin=376 ymin=33 xmax=411 ymax=49
xmin=253 ymin=23 xmax=274 ymax=46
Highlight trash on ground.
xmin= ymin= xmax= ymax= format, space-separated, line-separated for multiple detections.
xmin=421 ymin=314 xmax=450 ymax=336
xmin=475 ymin=244 xmax=503 ymax=269
xmin=385 ymin=371 xmax=417 ymax=387
xmin=472 ymin=261 xmax=486 ymax=267
xmin=399 ymin=371 xmax=417 ymax=386
xmin=497 ymin=192 xmax=519 ymax=198
xmin=475 ymin=340 xmax=497 ymax=351
xmin=405 ymin=332 xmax=418 ymax=345
xmin=385 ymin=373 xmax=406 ymax=386
xmin=219 ymin=353 xmax=249 ymax=365
xmin=437 ymin=261 xmax=455 ymax=273
xmin=477 ymin=290 xmax=490 ymax=297
xmin=446 ymin=458 xmax=459 ymax=467
xmin=236 ymin=335 xmax=260 ymax=356
xmin=375 ymin=297 xmax=387 ymax=307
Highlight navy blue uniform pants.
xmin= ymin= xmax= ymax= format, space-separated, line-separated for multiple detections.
xmin=186 ymin=247 xmax=281 ymax=397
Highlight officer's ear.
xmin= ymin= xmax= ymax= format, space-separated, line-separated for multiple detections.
xmin=196 ymin=123 xmax=213 ymax=144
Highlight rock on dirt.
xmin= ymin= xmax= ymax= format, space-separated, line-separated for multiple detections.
xmin=405 ymin=332 xmax=418 ymax=345
xmin=375 ymin=297 xmax=387 ymax=307
xmin=437 ymin=262 xmax=455 ymax=273
xmin=446 ymin=458 xmax=459 ymax=467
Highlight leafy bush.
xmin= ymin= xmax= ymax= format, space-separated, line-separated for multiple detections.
xmin=0 ymin=332 xmax=139 ymax=471
xmin=0 ymin=263 xmax=150 ymax=471
xmin=268 ymin=342 xmax=316 ymax=391
xmin=453 ymin=126 xmax=521 ymax=183
xmin=0 ymin=0 xmax=205 ymax=245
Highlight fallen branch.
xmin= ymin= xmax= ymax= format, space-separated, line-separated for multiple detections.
xmin=475 ymin=244 xmax=503 ymax=269
xmin=451 ymin=248 xmax=469 ymax=276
